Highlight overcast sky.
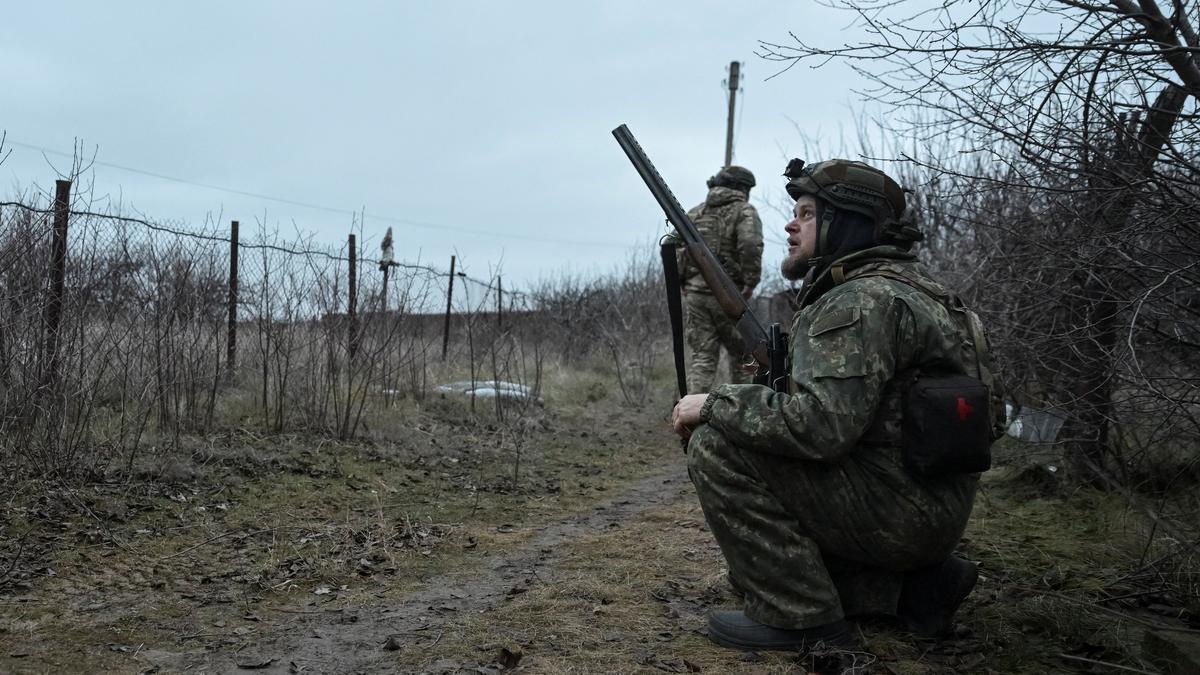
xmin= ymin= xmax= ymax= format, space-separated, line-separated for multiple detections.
xmin=1 ymin=2 xmax=876 ymax=290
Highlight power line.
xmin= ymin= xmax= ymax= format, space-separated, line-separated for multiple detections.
xmin=2 ymin=137 xmax=629 ymax=249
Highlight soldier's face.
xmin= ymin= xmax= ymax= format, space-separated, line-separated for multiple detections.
xmin=782 ymin=195 xmax=818 ymax=280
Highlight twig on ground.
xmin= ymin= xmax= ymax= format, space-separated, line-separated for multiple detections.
xmin=1057 ymin=653 xmax=1156 ymax=674
xmin=1014 ymin=585 xmax=1200 ymax=634
xmin=157 ymin=528 xmax=276 ymax=561
xmin=0 ymin=531 xmax=30 ymax=585
xmin=58 ymin=484 xmax=142 ymax=555
xmin=267 ymin=606 xmax=345 ymax=614
xmin=180 ymin=632 xmax=226 ymax=641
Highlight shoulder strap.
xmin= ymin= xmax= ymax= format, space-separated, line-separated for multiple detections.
xmin=848 ymin=268 xmax=946 ymax=303
xmin=848 ymin=268 xmax=988 ymax=383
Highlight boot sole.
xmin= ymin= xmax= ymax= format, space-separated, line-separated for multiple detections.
xmin=708 ymin=630 xmax=855 ymax=652
xmin=707 ymin=621 xmax=856 ymax=652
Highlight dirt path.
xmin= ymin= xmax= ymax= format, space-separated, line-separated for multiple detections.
xmin=138 ymin=461 xmax=692 ymax=673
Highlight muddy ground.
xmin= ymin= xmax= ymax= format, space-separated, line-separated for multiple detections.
xmin=2 ymin=391 xmax=1199 ymax=674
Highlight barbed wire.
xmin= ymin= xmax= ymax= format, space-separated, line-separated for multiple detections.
xmin=0 ymin=200 xmax=530 ymax=299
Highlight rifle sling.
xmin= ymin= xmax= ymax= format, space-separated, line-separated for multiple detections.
xmin=660 ymin=242 xmax=688 ymax=398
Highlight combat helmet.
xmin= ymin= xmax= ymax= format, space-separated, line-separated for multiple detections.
xmin=783 ymin=158 xmax=922 ymax=248
xmin=713 ymin=165 xmax=756 ymax=191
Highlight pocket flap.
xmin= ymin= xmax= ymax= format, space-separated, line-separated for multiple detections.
xmin=808 ymin=307 xmax=861 ymax=337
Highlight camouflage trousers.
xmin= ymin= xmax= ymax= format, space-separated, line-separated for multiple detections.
xmin=685 ymin=292 xmax=752 ymax=394
xmin=687 ymin=424 xmax=976 ymax=629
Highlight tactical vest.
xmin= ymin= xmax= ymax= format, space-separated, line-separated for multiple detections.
xmin=838 ymin=264 xmax=1006 ymax=470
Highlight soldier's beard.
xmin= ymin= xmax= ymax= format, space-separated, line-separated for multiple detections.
xmin=781 ymin=252 xmax=810 ymax=281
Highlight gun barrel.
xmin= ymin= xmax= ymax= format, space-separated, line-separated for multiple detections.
xmin=612 ymin=125 xmax=698 ymax=244
xmin=613 ymin=124 xmax=769 ymax=366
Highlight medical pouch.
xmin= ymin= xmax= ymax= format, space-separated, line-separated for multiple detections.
xmin=902 ymin=373 xmax=992 ymax=476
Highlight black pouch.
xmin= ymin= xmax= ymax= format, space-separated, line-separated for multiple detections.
xmin=902 ymin=374 xmax=992 ymax=476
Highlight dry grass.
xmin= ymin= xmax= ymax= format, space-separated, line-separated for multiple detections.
xmin=3 ymin=378 xmax=1196 ymax=674
xmin=0 ymin=389 xmax=680 ymax=673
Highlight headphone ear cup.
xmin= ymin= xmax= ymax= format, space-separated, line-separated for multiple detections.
xmin=878 ymin=207 xmax=924 ymax=245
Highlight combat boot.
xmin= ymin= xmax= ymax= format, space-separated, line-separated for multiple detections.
xmin=897 ymin=555 xmax=978 ymax=637
xmin=706 ymin=610 xmax=856 ymax=652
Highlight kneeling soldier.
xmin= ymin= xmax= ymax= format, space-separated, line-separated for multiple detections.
xmin=671 ymin=159 xmax=1004 ymax=653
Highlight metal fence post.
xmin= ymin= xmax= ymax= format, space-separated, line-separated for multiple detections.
xmin=441 ymin=255 xmax=456 ymax=360
xmin=226 ymin=220 xmax=239 ymax=380
xmin=348 ymin=233 xmax=359 ymax=359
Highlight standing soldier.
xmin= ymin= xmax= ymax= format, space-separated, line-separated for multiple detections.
xmin=677 ymin=165 xmax=763 ymax=393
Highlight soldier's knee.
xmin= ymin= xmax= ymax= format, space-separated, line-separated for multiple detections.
xmin=687 ymin=426 xmax=712 ymax=470
xmin=687 ymin=425 xmax=729 ymax=484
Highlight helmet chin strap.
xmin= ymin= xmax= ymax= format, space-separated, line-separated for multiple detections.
xmin=806 ymin=203 xmax=839 ymax=275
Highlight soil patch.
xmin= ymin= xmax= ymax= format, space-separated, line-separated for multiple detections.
xmin=139 ymin=463 xmax=690 ymax=673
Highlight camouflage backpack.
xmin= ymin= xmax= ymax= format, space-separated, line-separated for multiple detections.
xmin=688 ymin=201 xmax=739 ymax=282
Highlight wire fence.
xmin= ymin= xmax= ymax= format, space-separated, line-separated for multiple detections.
xmin=0 ymin=179 xmax=666 ymax=476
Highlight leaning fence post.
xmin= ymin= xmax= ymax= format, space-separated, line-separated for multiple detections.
xmin=441 ymin=254 xmax=456 ymax=360
xmin=226 ymin=220 xmax=239 ymax=380
xmin=348 ymin=233 xmax=359 ymax=359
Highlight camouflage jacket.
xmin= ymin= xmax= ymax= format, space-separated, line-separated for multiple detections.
xmin=699 ymin=246 xmax=1003 ymax=462
xmin=677 ymin=186 xmax=763 ymax=293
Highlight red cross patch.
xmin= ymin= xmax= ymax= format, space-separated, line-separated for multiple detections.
xmin=956 ymin=396 xmax=974 ymax=421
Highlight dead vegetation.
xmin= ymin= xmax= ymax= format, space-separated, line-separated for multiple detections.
xmin=2 ymin=304 xmax=1199 ymax=673
xmin=0 ymin=389 xmax=681 ymax=673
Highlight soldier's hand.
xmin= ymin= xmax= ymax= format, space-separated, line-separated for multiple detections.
xmin=741 ymin=285 xmax=754 ymax=300
xmin=671 ymin=394 xmax=708 ymax=438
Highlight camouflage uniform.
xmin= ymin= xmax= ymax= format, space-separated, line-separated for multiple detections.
xmin=680 ymin=186 xmax=763 ymax=393
xmin=687 ymin=245 xmax=997 ymax=629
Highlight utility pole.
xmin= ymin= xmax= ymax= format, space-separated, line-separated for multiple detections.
xmin=724 ymin=61 xmax=741 ymax=168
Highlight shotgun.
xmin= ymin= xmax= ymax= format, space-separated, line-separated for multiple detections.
xmin=613 ymin=123 xmax=789 ymax=392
